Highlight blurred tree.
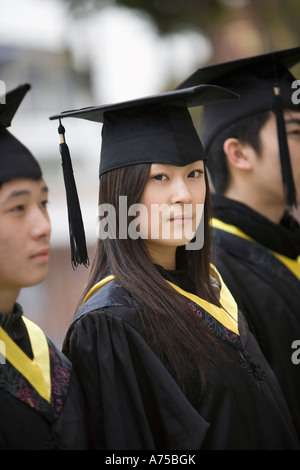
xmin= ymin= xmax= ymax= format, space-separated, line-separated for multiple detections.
xmin=64 ymin=0 xmax=300 ymax=45
xmin=63 ymin=0 xmax=300 ymax=75
xmin=64 ymin=0 xmax=223 ymax=30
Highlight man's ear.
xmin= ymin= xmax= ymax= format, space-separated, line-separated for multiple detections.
xmin=223 ymin=138 xmax=253 ymax=171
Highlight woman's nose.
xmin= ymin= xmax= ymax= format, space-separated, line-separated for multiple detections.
xmin=170 ymin=179 xmax=192 ymax=204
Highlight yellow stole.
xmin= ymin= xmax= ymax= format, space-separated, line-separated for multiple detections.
xmin=0 ymin=316 xmax=51 ymax=403
xmin=212 ymin=217 xmax=300 ymax=282
xmin=81 ymin=265 xmax=240 ymax=337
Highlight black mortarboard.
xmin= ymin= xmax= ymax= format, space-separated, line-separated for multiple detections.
xmin=49 ymin=85 xmax=238 ymax=267
xmin=176 ymin=47 xmax=300 ymax=207
xmin=0 ymin=83 xmax=42 ymax=183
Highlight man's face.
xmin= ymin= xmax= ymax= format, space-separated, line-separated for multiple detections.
xmin=0 ymin=178 xmax=51 ymax=293
xmin=255 ymin=109 xmax=300 ymax=206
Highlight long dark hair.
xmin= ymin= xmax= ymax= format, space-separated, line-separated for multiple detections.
xmin=78 ymin=163 xmax=222 ymax=394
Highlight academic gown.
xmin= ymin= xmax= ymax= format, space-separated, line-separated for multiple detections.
xmin=211 ymin=194 xmax=300 ymax=440
xmin=0 ymin=304 xmax=87 ymax=449
xmin=62 ymin=267 xmax=299 ymax=450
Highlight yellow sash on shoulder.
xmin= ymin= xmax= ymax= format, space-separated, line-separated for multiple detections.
xmin=81 ymin=267 xmax=239 ymax=336
xmin=212 ymin=217 xmax=300 ymax=281
xmin=0 ymin=316 xmax=51 ymax=403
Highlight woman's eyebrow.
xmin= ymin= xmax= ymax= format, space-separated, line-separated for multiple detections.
xmin=285 ymin=118 xmax=300 ymax=125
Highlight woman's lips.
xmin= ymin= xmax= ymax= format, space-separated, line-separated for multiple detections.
xmin=169 ymin=216 xmax=193 ymax=224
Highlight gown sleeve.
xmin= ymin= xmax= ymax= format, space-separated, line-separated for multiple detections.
xmin=64 ymin=306 xmax=209 ymax=450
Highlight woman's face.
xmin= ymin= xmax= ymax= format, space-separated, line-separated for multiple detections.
xmin=138 ymin=161 xmax=206 ymax=267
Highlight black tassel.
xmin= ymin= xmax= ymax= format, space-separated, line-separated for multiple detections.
xmin=273 ymin=86 xmax=297 ymax=208
xmin=58 ymin=121 xmax=89 ymax=268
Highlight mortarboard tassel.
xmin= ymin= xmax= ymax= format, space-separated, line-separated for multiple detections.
xmin=273 ymin=86 xmax=297 ymax=208
xmin=58 ymin=121 xmax=89 ymax=268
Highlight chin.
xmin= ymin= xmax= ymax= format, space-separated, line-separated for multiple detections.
xmin=165 ymin=238 xmax=193 ymax=248
xmin=24 ymin=269 xmax=48 ymax=287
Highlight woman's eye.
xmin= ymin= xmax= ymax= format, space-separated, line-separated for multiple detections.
xmin=288 ymin=129 xmax=300 ymax=136
xmin=188 ymin=170 xmax=203 ymax=178
xmin=152 ymin=174 xmax=167 ymax=181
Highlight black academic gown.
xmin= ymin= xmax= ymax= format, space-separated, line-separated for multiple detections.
xmin=63 ymin=269 xmax=299 ymax=450
xmin=0 ymin=304 xmax=87 ymax=449
xmin=211 ymin=194 xmax=300 ymax=440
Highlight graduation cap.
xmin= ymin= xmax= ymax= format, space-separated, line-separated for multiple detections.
xmin=0 ymin=83 xmax=42 ymax=183
xmin=49 ymin=84 xmax=238 ymax=267
xmin=176 ymin=47 xmax=300 ymax=207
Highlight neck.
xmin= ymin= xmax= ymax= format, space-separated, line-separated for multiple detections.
xmin=145 ymin=244 xmax=177 ymax=270
xmin=0 ymin=289 xmax=20 ymax=314
xmin=225 ymin=187 xmax=285 ymax=224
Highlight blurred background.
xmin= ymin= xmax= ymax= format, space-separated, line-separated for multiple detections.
xmin=0 ymin=0 xmax=299 ymax=347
